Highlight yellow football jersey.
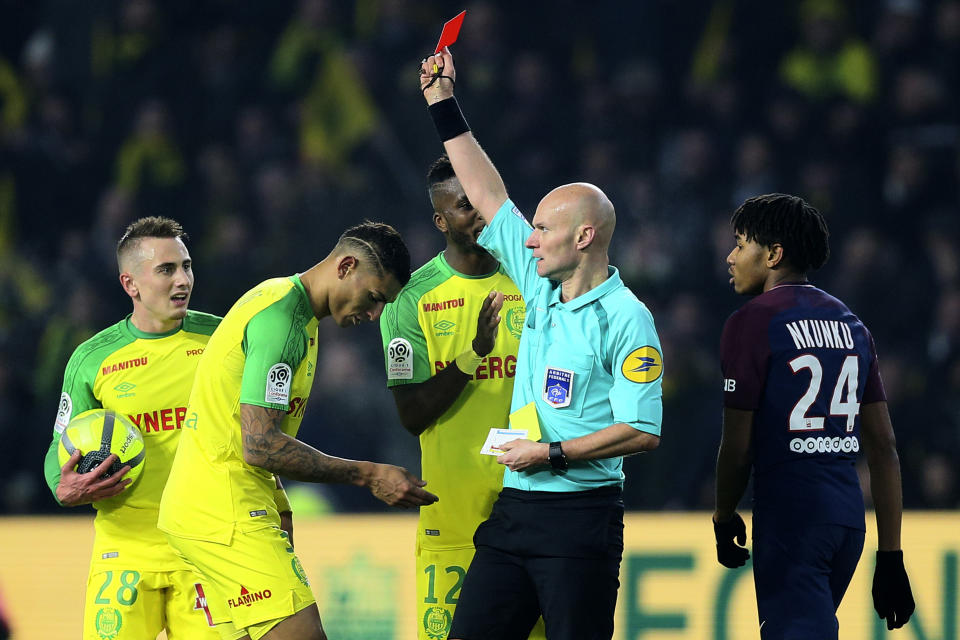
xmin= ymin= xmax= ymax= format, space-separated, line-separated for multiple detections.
xmin=380 ymin=253 xmax=525 ymax=550
xmin=43 ymin=311 xmax=221 ymax=571
xmin=158 ymin=276 xmax=319 ymax=545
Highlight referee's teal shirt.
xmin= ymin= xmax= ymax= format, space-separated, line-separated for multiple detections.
xmin=478 ymin=199 xmax=664 ymax=492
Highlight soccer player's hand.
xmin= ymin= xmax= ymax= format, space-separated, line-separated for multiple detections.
xmin=56 ymin=450 xmax=131 ymax=506
xmin=713 ymin=512 xmax=750 ymax=568
xmin=873 ymin=550 xmax=915 ymax=630
xmin=472 ymin=291 xmax=503 ymax=357
xmin=420 ymin=46 xmax=456 ymax=105
xmin=497 ymin=439 xmax=549 ymax=472
xmin=368 ymin=464 xmax=439 ymax=508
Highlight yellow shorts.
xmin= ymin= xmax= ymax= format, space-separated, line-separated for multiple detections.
xmin=164 ymin=524 xmax=316 ymax=640
xmin=83 ymin=567 xmax=220 ymax=640
xmin=416 ymin=545 xmax=545 ymax=640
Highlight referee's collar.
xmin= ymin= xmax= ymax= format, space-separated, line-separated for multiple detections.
xmin=549 ymin=266 xmax=621 ymax=311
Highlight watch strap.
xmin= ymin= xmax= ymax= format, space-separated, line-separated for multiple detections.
xmin=549 ymin=441 xmax=567 ymax=471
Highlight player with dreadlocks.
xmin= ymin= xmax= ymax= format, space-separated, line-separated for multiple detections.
xmin=712 ymin=193 xmax=915 ymax=638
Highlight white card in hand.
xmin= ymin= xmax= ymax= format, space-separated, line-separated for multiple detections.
xmin=480 ymin=428 xmax=528 ymax=456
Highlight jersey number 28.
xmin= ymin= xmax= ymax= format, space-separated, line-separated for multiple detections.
xmin=788 ymin=354 xmax=860 ymax=432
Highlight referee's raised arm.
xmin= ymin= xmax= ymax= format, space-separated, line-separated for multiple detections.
xmin=420 ymin=47 xmax=507 ymax=225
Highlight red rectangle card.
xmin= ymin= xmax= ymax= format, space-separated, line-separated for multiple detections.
xmin=435 ymin=10 xmax=466 ymax=53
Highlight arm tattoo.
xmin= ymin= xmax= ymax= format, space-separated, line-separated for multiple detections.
xmin=240 ymin=404 xmax=363 ymax=485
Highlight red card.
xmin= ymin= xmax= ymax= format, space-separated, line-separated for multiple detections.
xmin=435 ymin=10 xmax=466 ymax=53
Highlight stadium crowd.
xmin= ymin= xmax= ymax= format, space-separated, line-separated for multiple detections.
xmin=1 ymin=0 xmax=958 ymax=514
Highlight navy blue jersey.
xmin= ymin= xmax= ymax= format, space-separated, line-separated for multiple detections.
xmin=720 ymin=284 xmax=885 ymax=528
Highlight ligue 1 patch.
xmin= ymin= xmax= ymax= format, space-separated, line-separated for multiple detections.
xmin=265 ymin=363 xmax=292 ymax=404
xmin=387 ymin=337 xmax=413 ymax=380
xmin=621 ymin=346 xmax=663 ymax=383
xmin=54 ymin=392 xmax=72 ymax=433
xmin=542 ymin=367 xmax=574 ymax=408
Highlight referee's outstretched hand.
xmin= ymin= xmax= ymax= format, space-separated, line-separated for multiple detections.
xmin=420 ymin=46 xmax=456 ymax=105
xmin=873 ymin=550 xmax=915 ymax=630
xmin=713 ymin=512 xmax=750 ymax=568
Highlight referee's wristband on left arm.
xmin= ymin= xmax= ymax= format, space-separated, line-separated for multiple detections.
xmin=274 ymin=488 xmax=291 ymax=513
xmin=428 ymin=97 xmax=470 ymax=142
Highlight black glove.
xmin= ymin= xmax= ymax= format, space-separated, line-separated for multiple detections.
xmin=873 ymin=550 xmax=915 ymax=630
xmin=713 ymin=512 xmax=750 ymax=568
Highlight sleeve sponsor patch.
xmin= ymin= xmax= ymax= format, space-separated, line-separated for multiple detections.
xmin=621 ymin=346 xmax=663 ymax=383
xmin=54 ymin=392 xmax=73 ymax=433
xmin=387 ymin=338 xmax=413 ymax=380
xmin=511 ymin=205 xmax=533 ymax=229
xmin=265 ymin=363 xmax=293 ymax=404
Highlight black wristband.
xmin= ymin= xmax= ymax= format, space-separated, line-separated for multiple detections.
xmin=549 ymin=441 xmax=568 ymax=471
xmin=428 ymin=97 xmax=470 ymax=142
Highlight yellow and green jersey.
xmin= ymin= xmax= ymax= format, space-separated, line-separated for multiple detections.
xmin=380 ymin=252 xmax=525 ymax=550
xmin=42 ymin=310 xmax=221 ymax=571
xmin=158 ymin=276 xmax=319 ymax=545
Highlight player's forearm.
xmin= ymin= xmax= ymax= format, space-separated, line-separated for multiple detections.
xmin=563 ymin=423 xmax=660 ymax=461
xmin=714 ymin=407 xmax=753 ymax=519
xmin=714 ymin=444 xmax=751 ymax=520
xmin=861 ymin=402 xmax=904 ymax=551
xmin=393 ymin=366 xmax=472 ymax=436
xmin=43 ymin=438 xmax=64 ymax=503
xmin=421 ymin=50 xmax=507 ymax=222
xmin=240 ymin=404 xmax=371 ymax=486
xmin=868 ymin=452 xmax=904 ymax=551
xmin=442 ymin=133 xmax=509 ymax=224
xmin=246 ymin=428 xmax=373 ymax=486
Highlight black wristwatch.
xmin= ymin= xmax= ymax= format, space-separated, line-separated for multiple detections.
xmin=549 ymin=441 xmax=568 ymax=471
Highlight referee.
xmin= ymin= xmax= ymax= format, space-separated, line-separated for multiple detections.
xmin=418 ymin=48 xmax=664 ymax=640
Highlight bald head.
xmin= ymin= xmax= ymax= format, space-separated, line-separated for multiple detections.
xmin=538 ymin=183 xmax=616 ymax=251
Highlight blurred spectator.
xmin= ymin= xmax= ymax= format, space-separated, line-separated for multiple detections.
xmin=0 ymin=56 xmax=27 ymax=139
xmin=113 ymin=99 xmax=186 ymax=214
xmin=933 ymin=1 xmax=960 ymax=102
xmin=0 ymin=246 xmax=50 ymax=344
xmin=731 ymin=133 xmax=778 ymax=207
xmin=872 ymin=0 xmax=926 ymax=68
xmin=929 ymin=288 xmax=960 ymax=366
xmin=779 ymin=0 xmax=878 ymax=103
xmin=32 ymin=280 xmax=97 ymax=403
xmin=920 ymin=454 xmax=958 ymax=508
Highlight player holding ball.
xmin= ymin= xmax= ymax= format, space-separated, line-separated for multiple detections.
xmin=43 ymin=217 xmax=225 ymax=640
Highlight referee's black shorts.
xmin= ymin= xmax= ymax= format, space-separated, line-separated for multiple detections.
xmin=449 ymin=485 xmax=624 ymax=640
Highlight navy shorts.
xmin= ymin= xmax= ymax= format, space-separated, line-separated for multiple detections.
xmin=448 ymin=486 xmax=624 ymax=640
xmin=752 ymin=515 xmax=865 ymax=640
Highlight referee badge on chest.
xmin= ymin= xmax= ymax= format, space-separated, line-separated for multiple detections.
xmin=543 ymin=367 xmax=574 ymax=408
